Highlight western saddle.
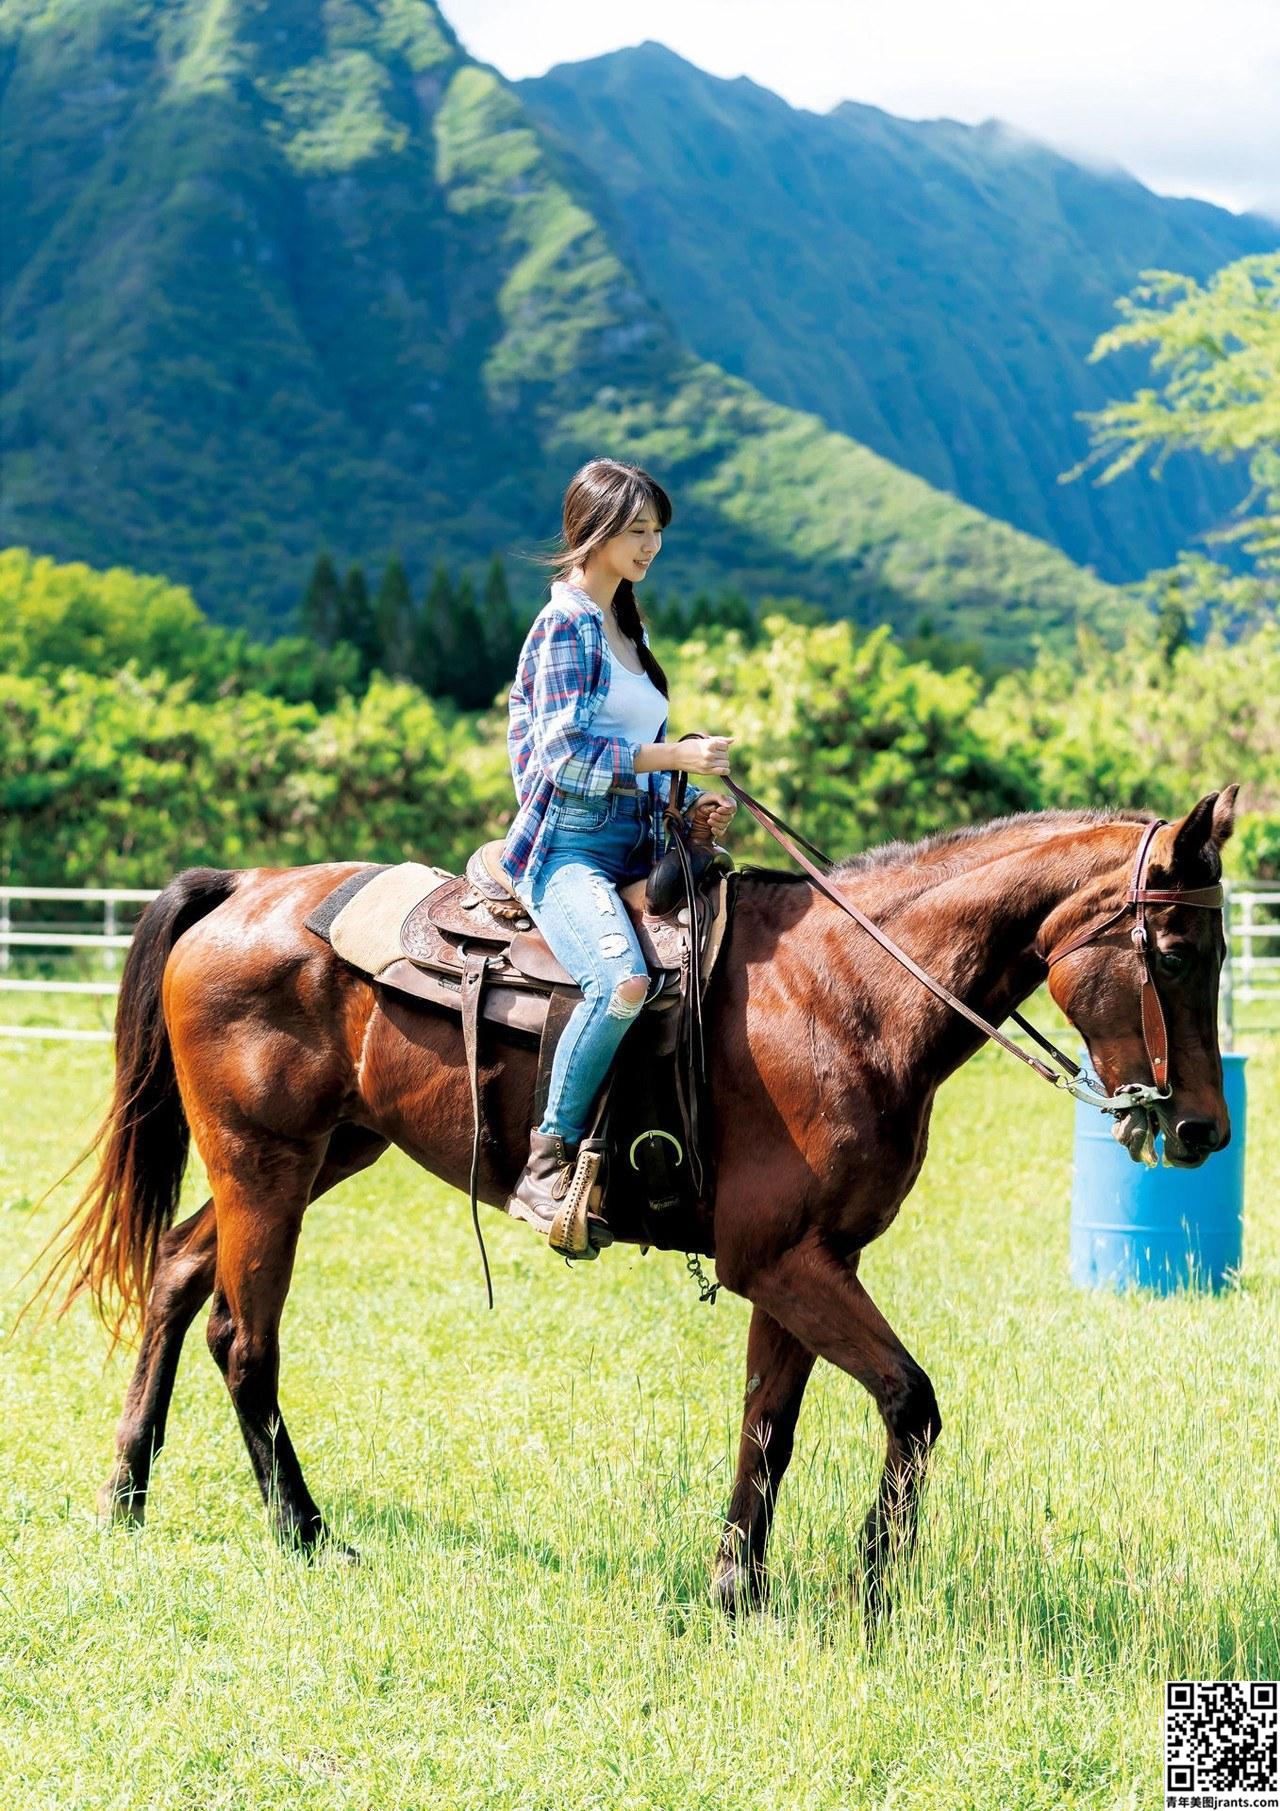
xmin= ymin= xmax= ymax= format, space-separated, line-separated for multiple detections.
xmin=313 ymin=829 xmax=733 ymax=1271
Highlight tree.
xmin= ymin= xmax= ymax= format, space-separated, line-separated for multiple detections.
xmin=409 ymin=561 xmax=455 ymax=696
xmin=713 ymin=586 xmax=756 ymax=639
xmin=447 ymin=573 xmax=492 ymax=709
xmin=334 ymin=563 xmax=381 ymax=683
xmin=975 ymin=613 xmax=1280 ymax=819
xmin=374 ymin=551 xmax=413 ymax=677
xmin=1072 ymin=252 xmax=1280 ymax=577
xmin=482 ymin=554 xmax=523 ymax=688
xmin=680 ymin=613 xmax=1038 ymax=860
xmin=299 ymin=551 xmax=342 ymax=646
xmin=641 ymin=586 xmax=689 ymax=639
xmin=1154 ymin=591 xmax=1191 ymax=667
xmin=0 ymin=668 xmax=486 ymax=884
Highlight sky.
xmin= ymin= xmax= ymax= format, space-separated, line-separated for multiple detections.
xmin=445 ymin=0 xmax=1279 ymax=219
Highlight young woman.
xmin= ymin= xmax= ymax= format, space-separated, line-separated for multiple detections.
xmin=500 ymin=458 xmax=737 ymax=1243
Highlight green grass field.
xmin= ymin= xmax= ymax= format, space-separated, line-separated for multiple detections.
xmin=1 ymin=1008 xmax=1276 ymax=1810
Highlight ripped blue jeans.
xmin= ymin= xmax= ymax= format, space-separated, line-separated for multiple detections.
xmin=511 ymin=785 xmax=658 ymax=1142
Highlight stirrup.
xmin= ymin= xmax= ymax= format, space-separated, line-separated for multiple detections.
xmin=505 ymin=1145 xmax=612 ymax=1259
xmin=548 ymin=1146 xmax=608 ymax=1259
xmin=529 ymin=1073 xmax=616 ymax=1261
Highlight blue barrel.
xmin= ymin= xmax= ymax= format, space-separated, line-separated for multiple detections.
xmin=1069 ymin=1052 xmax=1248 ymax=1292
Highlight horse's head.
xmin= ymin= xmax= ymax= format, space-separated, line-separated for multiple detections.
xmin=1045 ymin=788 xmax=1238 ymax=1168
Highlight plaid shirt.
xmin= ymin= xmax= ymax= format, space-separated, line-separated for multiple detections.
xmin=500 ymin=582 xmax=706 ymax=888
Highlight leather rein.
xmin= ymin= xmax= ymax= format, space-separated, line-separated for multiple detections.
xmin=713 ymin=780 xmax=1225 ymax=1118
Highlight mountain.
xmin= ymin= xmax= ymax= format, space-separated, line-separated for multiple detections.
xmin=515 ymin=41 xmax=1278 ymax=583
xmin=1 ymin=0 xmax=1115 ymax=658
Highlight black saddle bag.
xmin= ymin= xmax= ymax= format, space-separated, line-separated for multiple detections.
xmin=585 ymin=1007 xmax=712 ymax=1250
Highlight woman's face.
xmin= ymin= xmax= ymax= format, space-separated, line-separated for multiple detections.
xmin=593 ymin=505 xmax=662 ymax=585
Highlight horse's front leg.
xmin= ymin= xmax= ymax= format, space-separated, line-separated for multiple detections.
xmin=712 ymin=1305 xmax=815 ymax=1614
xmin=742 ymin=1240 xmax=942 ymax=1633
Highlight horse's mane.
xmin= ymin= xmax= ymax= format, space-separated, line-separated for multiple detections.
xmin=830 ymin=807 xmax=1153 ymax=877
xmin=738 ymin=807 xmax=1154 ymax=894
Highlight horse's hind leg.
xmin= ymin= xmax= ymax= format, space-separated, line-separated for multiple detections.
xmin=202 ymin=1133 xmax=335 ymax=1551
xmin=98 ymin=1125 xmax=387 ymax=1533
xmin=98 ymin=1201 xmax=218 ymax=1526
xmin=711 ymin=1306 xmax=815 ymax=1614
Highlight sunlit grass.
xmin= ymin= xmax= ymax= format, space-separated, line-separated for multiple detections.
xmin=1 ymin=1008 xmax=1275 ymax=1809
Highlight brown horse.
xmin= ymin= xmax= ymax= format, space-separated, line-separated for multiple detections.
xmin=37 ymin=789 xmax=1236 ymax=1622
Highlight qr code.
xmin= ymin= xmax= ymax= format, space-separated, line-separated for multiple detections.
xmin=1166 ymin=1682 xmax=1279 ymax=1806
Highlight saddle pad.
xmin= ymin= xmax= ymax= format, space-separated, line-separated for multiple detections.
xmin=306 ymin=861 xmax=454 ymax=979
xmin=303 ymin=863 xmax=391 ymax=941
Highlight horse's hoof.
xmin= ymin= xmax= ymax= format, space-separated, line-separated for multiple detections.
xmin=286 ymin=1522 xmax=360 ymax=1566
xmin=710 ymin=1560 xmax=768 ymax=1617
xmin=96 ymin=1480 xmax=145 ymax=1529
xmin=856 ymin=1569 xmax=892 ymax=1640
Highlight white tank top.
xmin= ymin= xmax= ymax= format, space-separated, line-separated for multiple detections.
xmin=593 ymin=648 xmax=667 ymax=797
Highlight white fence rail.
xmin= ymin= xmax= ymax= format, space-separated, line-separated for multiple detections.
xmin=0 ymin=887 xmax=160 ymax=1040
xmin=1 ymin=880 xmax=1278 ymax=1044
xmin=1229 ymin=887 xmax=1280 ymax=997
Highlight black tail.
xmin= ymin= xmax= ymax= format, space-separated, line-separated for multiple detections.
xmin=28 ymin=867 xmax=238 ymax=1344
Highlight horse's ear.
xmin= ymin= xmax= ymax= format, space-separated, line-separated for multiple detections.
xmin=1210 ymin=783 xmax=1240 ymax=847
xmin=1170 ymin=785 xmax=1239 ymax=873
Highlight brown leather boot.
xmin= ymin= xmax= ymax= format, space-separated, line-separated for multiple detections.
xmin=507 ymin=1128 xmax=576 ymax=1226
xmin=506 ymin=1128 xmax=612 ymax=1259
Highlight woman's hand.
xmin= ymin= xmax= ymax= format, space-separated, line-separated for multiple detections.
xmin=686 ymin=794 xmax=737 ymax=839
xmin=677 ymin=733 xmax=734 ymax=778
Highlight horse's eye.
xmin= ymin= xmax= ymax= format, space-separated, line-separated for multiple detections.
xmin=1154 ymin=949 xmax=1191 ymax=979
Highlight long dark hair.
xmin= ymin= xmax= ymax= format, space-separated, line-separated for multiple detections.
xmin=528 ymin=457 xmax=673 ymax=697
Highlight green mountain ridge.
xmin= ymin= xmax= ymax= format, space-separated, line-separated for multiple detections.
xmin=2 ymin=0 xmax=1114 ymax=657
xmin=515 ymin=40 xmax=1277 ymax=582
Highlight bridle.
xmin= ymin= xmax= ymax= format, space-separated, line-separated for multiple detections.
xmin=717 ymin=783 xmax=1225 ymax=1118
xmin=1031 ymin=816 xmax=1224 ymax=1109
